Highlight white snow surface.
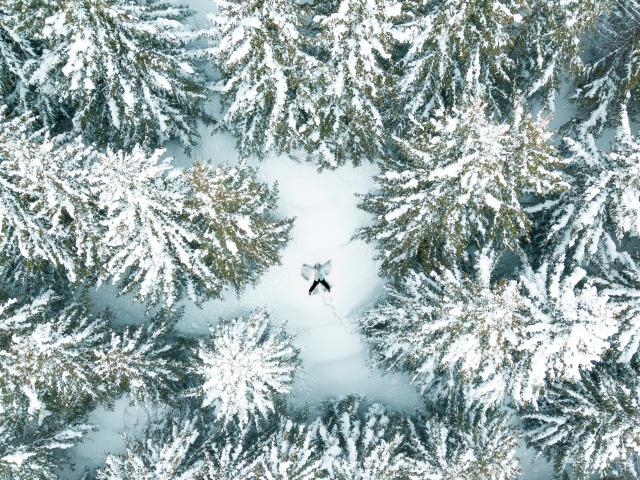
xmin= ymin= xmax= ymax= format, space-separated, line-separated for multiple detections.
xmin=89 ymin=119 xmax=422 ymax=415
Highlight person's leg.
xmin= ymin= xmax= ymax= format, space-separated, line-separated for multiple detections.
xmin=319 ymin=279 xmax=331 ymax=291
xmin=309 ymin=281 xmax=320 ymax=294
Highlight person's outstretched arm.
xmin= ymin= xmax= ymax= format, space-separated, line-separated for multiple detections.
xmin=320 ymin=260 xmax=332 ymax=275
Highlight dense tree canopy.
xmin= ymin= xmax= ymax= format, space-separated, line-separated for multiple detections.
xmin=1 ymin=0 xmax=639 ymax=478
xmin=356 ymin=100 xmax=564 ymax=275
xmin=0 ymin=109 xmax=292 ymax=307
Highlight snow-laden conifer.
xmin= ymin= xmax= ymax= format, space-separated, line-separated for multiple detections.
xmin=0 ymin=111 xmax=98 ymax=284
xmin=23 ymin=0 xmax=209 ymax=150
xmin=0 ymin=111 xmax=292 ymax=306
xmin=94 ymin=150 xmax=292 ymax=307
xmin=359 ymin=252 xmax=525 ymax=405
xmin=359 ymin=257 xmax=618 ymax=406
xmin=211 ymin=0 xmax=316 ymax=158
xmin=398 ymin=0 xmax=520 ymax=117
xmin=513 ymin=0 xmax=603 ymax=111
xmin=301 ymin=0 xmax=397 ymax=169
xmin=192 ymin=310 xmax=300 ymax=428
xmin=524 ymin=361 xmax=640 ymax=480
xmin=0 ymin=293 xmax=107 ymax=480
xmin=196 ymin=446 xmax=253 ymax=480
xmin=0 ymin=415 xmax=93 ymax=480
xmin=356 ymin=100 xmax=563 ymax=275
xmin=91 ymin=148 xmax=215 ymax=308
xmin=0 ymin=294 xmax=115 ymax=413
xmin=93 ymin=310 xmax=181 ymax=407
xmin=317 ymin=396 xmax=410 ymax=479
xmin=197 ymin=411 xmax=324 ymax=479
xmin=0 ymin=4 xmax=33 ymax=114
xmin=250 ymin=418 xmax=323 ymax=480
xmin=576 ymin=0 xmax=640 ymax=133
xmin=406 ymin=397 xmax=520 ymax=479
xmin=598 ymin=259 xmax=640 ymax=363
xmin=182 ymin=162 xmax=294 ymax=296
xmin=0 ymin=291 xmax=180 ymax=416
xmin=97 ymin=412 xmax=201 ymax=480
xmin=514 ymin=264 xmax=619 ymax=405
xmin=541 ymin=119 xmax=640 ymax=287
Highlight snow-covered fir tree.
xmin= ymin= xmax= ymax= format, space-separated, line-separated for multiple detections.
xmin=199 ymin=415 xmax=324 ymax=479
xmin=0 ymin=111 xmax=292 ymax=306
xmin=92 ymin=154 xmax=293 ymax=306
xmin=0 ymin=290 xmax=180 ymax=416
xmin=0 ymin=4 xmax=33 ymax=114
xmin=191 ymin=309 xmax=300 ymax=428
xmin=356 ymin=100 xmax=563 ymax=275
xmin=597 ymin=258 xmax=640 ymax=364
xmin=540 ymin=117 xmax=640 ymax=288
xmin=211 ymin=0 xmax=317 ymax=158
xmin=406 ymin=396 xmax=521 ymax=479
xmin=196 ymin=445 xmax=254 ymax=480
xmin=513 ymin=264 xmax=619 ymax=405
xmin=91 ymin=148 xmax=218 ymax=307
xmin=18 ymin=0 xmax=209 ymax=150
xmin=97 ymin=411 xmax=202 ymax=480
xmin=0 ymin=110 xmax=99 ymax=285
xmin=397 ymin=0 xmax=520 ymax=118
xmin=93 ymin=149 xmax=293 ymax=307
xmin=359 ymin=256 xmax=619 ymax=406
xmin=182 ymin=162 xmax=294 ymax=296
xmin=524 ymin=361 xmax=640 ymax=480
xmin=576 ymin=0 xmax=640 ymax=133
xmin=92 ymin=310 xmax=182 ymax=406
xmin=249 ymin=417 xmax=323 ymax=479
xmin=358 ymin=252 xmax=526 ymax=405
xmin=512 ymin=0 xmax=603 ymax=111
xmin=0 ymin=413 xmax=93 ymax=480
xmin=0 ymin=292 xmax=116 ymax=414
xmin=317 ymin=396 xmax=410 ymax=479
xmin=300 ymin=0 xmax=397 ymax=169
xmin=0 ymin=292 xmax=96 ymax=480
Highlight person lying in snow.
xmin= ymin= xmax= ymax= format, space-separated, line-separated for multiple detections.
xmin=302 ymin=260 xmax=331 ymax=295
